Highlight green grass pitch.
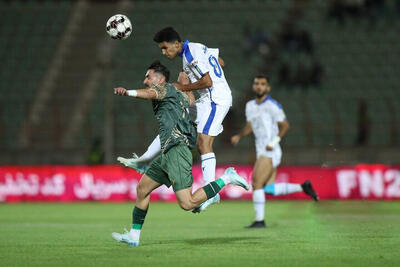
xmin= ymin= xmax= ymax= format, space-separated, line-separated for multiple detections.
xmin=0 ymin=201 xmax=399 ymax=267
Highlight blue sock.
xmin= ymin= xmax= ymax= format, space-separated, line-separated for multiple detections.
xmin=264 ymin=183 xmax=275 ymax=195
xmin=264 ymin=183 xmax=303 ymax=196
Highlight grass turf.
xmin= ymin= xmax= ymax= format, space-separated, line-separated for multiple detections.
xmin=0 ymin=201 xmax=399 ymax=267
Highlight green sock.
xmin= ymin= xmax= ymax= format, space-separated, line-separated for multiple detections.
xmin=215 ymin=178 xmax=226 ymax=188
xmin=132 ymin=206 xmax=148 ymax=230
xmin=202 ymin=179 xmax=226 ymax=199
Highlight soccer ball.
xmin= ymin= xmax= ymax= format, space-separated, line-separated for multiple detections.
xmin=106 ymin=14 xmax=132 ymax=40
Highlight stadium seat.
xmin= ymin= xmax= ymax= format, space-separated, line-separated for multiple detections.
xmin=2 ymin=0 xmax=398 ymax=156
xmin=0 ymin=0 xmax=72 ymax=148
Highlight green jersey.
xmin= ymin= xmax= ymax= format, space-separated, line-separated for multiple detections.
xmin=150 ymin=83 xmax=197 ymax=153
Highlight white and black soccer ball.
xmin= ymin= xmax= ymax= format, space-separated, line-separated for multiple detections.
xmin=106 ymin=14 xmax=132 ymax=40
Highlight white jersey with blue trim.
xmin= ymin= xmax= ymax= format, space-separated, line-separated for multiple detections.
xmin=245 ymin=96 xmax=286 ymax=146
xmin=180 ymin=40 xmax=232 ymax=106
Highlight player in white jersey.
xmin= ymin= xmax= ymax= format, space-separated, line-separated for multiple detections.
xmin=231 ymin=75 xmax=318 ymax=228
xmin=118 ymin=27 xmax=231 ymax=212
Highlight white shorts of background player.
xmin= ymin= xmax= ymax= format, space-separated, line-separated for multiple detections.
xmin=256 ymin=142 xmax=282 ymax=168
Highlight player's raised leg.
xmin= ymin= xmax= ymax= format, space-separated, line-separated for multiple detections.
xmin=176 ymin=167 xmax=250 ymax=211
xmin=162 ymin=141 xmax=250 ymax=217
xmin=263 ymin=169 xmax=319 ymax=201
xmin=117 ymin=135 xmax=161 ymax=173
xmin=194 ymin=133 xmax=221 ymax=211
xmin=162 ymin=142 xmax=248 ymax=210
xmin=112 ymin=175 xmax=161 ymax=247
xmin=196 ymin=103 xmax=230 ymax=185
xmin=247 ymin=156 xmax=274 ymax=228
xmin=193 ymin=103 xmax=231 ymax=213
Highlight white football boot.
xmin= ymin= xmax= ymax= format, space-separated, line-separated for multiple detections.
xmin=112 ymin=229 xmax=139 ymax=247
xmin=193 ymin=167 xmax=249 ymax=213
xmin=117 ymin=153 xmax=148 ymax=174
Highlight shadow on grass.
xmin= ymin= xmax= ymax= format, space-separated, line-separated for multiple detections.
xmin=142 ymin=236 xmax=263 ymax=246
xmin=184 ymin=236 xmax=262 ymax=245
xmin=144 ymin=236 xmax=262 ymax=246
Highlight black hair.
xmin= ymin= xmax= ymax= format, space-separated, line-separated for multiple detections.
xmin=254 ymin=74 xmax=270 ymax=82
xmin=147 ymin=60 xmax=170 ymax=82
xmin=153 ymin=27 xmax=181 ymax=43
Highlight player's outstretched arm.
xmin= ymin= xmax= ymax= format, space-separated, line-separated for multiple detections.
xmin=114 ymin=87 xmax=161 ymax=100
xmin=174 ymin=72 xmax=212 ymax=92
xmin=231 ymin=122 xmax=253 ymax=146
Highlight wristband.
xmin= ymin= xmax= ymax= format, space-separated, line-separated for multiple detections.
xmin=267 ymin=136 xmax=281 ymax=148
xmin=127 ymin=90 xmax=138 ymax=97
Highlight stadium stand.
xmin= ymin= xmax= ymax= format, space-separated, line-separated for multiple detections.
xmin=0 ymin=0 xmax=72 ymax=148
xmin=0 ymin=0 xmax=399 ymax=164
xmin=260 ymin=0 xmax=400 ymax=147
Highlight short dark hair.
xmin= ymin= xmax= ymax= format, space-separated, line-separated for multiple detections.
xmin=254 ymin=74 xmax=270 ymax=82
xmin=148 ymin=60 xmax=170 ymax=82
xmin=153 ymin=27 xmax=181 ymax=43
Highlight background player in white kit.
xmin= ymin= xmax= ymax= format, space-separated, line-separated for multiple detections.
xmin=118 ymin=27 xmax=232 ymax=212
xmin=231 ymin=75 xmax=318 ymax=228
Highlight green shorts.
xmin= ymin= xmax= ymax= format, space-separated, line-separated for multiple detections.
xmin=145 ymin=143 xmax=193 ymax=192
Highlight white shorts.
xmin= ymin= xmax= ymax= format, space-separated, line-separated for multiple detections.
xmin=256 ymin=143 xmax=282 ymax=168
xmin=195 ymin=101 xmax=230 ymax=136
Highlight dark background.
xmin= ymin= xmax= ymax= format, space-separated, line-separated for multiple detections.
xmin=0 ymin=0 xmax=399 ymax=165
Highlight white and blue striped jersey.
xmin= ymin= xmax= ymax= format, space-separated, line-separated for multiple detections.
xmin=245 ymin=96 xmax=286 ymax=146
xmin=179 ymin=40 xmax=232 ymax=106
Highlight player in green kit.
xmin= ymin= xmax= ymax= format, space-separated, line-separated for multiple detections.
xmin=111 ymin=60 xmax=250 ymax=247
